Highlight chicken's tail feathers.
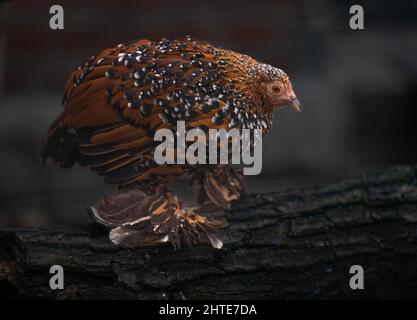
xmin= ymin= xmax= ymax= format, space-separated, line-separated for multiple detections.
xmin=41 ymin=114 xmax=79 ymax=168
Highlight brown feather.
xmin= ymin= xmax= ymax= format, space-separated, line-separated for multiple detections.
xmin=42 ymin=36 xmax=283 ymax=185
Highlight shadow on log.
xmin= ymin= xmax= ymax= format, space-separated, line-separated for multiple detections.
xmin=1 ymin=165 xmax=417 ymax=299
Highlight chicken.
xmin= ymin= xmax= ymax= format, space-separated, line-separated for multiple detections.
xmin=42 ymin=36 xmax=300 ymax=249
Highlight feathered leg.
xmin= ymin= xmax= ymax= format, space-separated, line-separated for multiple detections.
xmin=193 ymin=165 xmax=246 ymax=209
xmin=90 ymin=182 xmax=223 ymax=249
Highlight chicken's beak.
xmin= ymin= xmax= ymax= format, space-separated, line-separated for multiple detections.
xmin=291 ymin=97 xmax=301 ymax=112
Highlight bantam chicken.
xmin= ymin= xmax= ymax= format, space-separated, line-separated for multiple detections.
xmin=42 ymin=36 xmax=300 ymax=249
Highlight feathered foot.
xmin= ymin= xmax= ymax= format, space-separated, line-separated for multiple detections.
xmin=193 ymin=165 xmax=246 ymax=209
xmin=89 ymin=186 xmax=223 ymax=249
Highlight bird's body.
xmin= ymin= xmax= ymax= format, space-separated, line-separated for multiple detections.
xmin=42 ymin=37 xmax=300 ymax=248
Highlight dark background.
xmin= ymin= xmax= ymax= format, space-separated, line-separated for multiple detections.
xmin=0 ymin=0 xmax=416 ymax=227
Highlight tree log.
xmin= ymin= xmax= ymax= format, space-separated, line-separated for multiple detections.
xmin=1 ymin=165 xmax=417 ymax=299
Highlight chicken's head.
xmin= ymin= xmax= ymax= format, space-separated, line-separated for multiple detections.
xmin=256 ymin=64 xmax=301 ymax=112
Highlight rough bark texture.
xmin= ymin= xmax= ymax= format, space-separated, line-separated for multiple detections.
xmin=1 ymin=165 xmax=417 ymax=299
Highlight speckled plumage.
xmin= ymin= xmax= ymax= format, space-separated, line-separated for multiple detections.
xmin=42 ymin=37 xmax=298 ymax=248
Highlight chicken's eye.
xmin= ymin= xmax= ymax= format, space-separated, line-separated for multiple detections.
xmin=271 ymin=85 xmax=281 ymax=93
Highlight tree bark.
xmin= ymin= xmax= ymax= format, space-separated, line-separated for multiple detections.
xmin=1 ymin=165 xmax=417 ymax=299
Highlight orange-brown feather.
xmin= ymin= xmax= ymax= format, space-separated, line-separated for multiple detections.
xmin=42 ymin=37 xmax=275 ymax=186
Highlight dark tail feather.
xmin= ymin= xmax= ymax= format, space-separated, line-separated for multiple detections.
xmin=41 ymin=115 xmax=79 ymax=168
